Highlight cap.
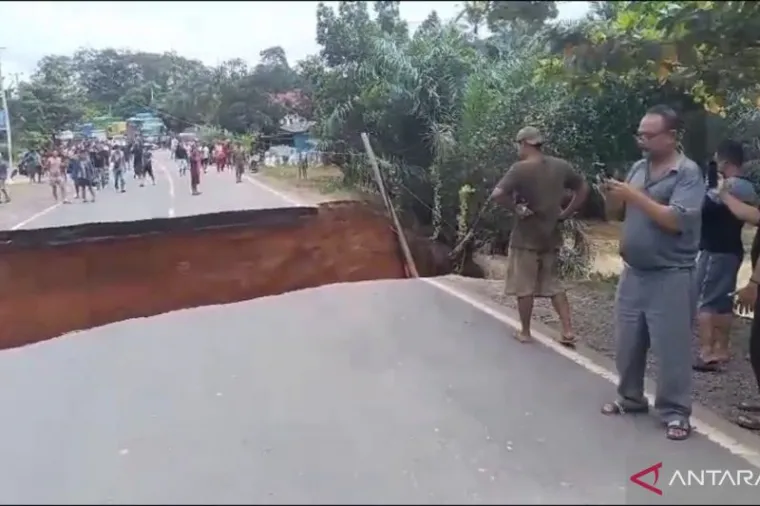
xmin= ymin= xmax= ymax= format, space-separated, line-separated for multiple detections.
xmin=515 ymin=126 xmax=544 ymax=146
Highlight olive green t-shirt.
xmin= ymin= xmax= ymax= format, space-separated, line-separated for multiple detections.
xmin=496 ymin=155 xmax=584 ymax=252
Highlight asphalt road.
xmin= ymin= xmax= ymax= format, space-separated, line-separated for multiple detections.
xmin=2 ymin=152 xmax=760 ymax=504
xmin=9 ymin=151 xmax=296 ymax=230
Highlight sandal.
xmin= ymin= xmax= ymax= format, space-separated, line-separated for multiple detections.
xmin=737 ymin=402 xmax=760 ymax=413
xmin=736 ymin=414 xmax=760 ymax=431
xmin=601 ymin=400 xmax=649 ymax=416
xmin=559 ymin=334 xmax=577 ymax=348
xmin=665 ymin=419 xmax=691 ymax=441
xmin=692 ymin=358 xmax=720 ymax=372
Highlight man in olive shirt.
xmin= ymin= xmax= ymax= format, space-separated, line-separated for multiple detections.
xmin=601 ymin=105 xmax=705 ymax=441
xmin=491 ymin=126 xmax=589 ymax=345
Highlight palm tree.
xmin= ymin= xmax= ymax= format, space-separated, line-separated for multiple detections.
xmin=455 ymin=1 xmax=490 ymax=38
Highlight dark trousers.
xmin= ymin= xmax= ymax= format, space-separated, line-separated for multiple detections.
xmin=751 ymin=288 xmax=760 ymax=392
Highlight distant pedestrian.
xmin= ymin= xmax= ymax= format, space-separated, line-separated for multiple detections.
xmin=233 ymin=143 xmax=247 ymax=183
xmin=176 ymin=142 xmax=188 ymax=176
xmin=0 ymin=154 xmax=10 ymax=203
xmin=46 ymin=150 xmax=69 ymax=203
xmin=142 ymin=148 xmax=156 ymax=185
xmin=111 ymin=148 xmax=126 ymax=193
xmin=600 ymin=105 xmax=705 ymax=441
xmin=490 ymin=126 xmax=589 ymax=345
xmin=72 ymin=151 xmax=96 ymax=203
xmin=190 ymin=145 xmax=202 ymax=195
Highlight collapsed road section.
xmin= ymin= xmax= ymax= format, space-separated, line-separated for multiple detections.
xmin=0 ymin=201 xmax=407 ymax=350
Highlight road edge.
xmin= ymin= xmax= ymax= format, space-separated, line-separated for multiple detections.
xmin=245 ymin=173 xmax=760 ymax=469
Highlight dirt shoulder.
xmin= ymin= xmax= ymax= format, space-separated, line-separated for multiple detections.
xmin=255 ymin=164 xmax=370 ymax=206
xmin=257 ymin=163 xmax=760 ymax=437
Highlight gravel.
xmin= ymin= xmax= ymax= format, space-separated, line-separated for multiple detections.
xmin=443 ymin=275 xmax=760 ymax=432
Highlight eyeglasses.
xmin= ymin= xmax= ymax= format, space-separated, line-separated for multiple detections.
xmin=634 ymin=130 xmax=673 ymax=141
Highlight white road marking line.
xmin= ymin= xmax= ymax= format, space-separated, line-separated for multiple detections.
xmin=181 ymin=173 xmax=760 ymax=467
xmin=159 ymin=159 xmax=175 ymax=218
xmin=421 ymin=277 xmax=760 ymax=469
xmin=243 ymin=174 xmax=303 ymax=206
xmin=11 ymin=202 xmax=62 ymax=230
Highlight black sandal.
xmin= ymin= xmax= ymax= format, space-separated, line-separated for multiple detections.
xmin=737 ymin=402 xmax=760 ymax=413
xmin=666 ymin=419 xmax=691 ymax=441
xmin=736 ymin=414 xmax=760 ymax=430
xmin=692 ymin=358 xmax=720 ymax=372
xmin=601 ymin=400 xmax=649 ymax=416
xmin=559 ymin=334 xmax=577 ymax=348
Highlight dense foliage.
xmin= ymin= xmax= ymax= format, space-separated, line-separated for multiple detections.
xmin=6 ymin=1 xmax=760 ymax=276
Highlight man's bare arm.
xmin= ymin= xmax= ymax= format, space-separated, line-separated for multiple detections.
xmin=491 ymin=165 xmax=519 ymax=211
xmin=721 ymin=192 xmax=760 ymax=225
xmin=626 ymin=166 xmax=705 ymax=235
xmin=560 ymin=180 xmax=590 ymax=219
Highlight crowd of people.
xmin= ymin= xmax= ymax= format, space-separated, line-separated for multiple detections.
xmin=3 ymin=135 xmax=252 ymax=204
xmin=12 ymin=138 xmax=159 ymax=204
xmin=495 ymin=105 xmax=760 ymax=442
xmin=170 ymin=138 xmax=250 ymax=195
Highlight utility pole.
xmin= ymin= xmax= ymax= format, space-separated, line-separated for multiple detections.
xmin=0 ymin=47 xmax=14 ymax=173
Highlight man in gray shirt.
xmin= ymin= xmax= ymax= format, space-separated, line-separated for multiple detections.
xmin=601 ymin=105 xmax=706 ymax=441
xmin=0 ymin=154 xmax=10 ymax=203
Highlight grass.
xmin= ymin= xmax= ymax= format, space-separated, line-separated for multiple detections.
xmin=259 ymin=164 xmax=349 ymax=196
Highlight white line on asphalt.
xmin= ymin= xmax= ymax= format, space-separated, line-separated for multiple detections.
xmin=159 ymin=160 xmax=175 ymax=218
xmin=247 ymin=174 xmax=760 ymax=469
xmin=421 ymin=277 xmax=760 ymax=468
xmin=244 ymin=175 xmax=302 ymax=206
xmin=11 ymin=202 xmax=62 ymax=230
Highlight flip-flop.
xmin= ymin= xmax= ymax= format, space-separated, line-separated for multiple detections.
xmin=692 ymin=358 xmax=720 ymax=372
xmin=666 ymin=419 xmax=692 ymax=441
xmin=738 ymin=402 xmax=760 ymax=413
xmin=559 ymin=334 xmax=577 ymax=348
xmin=736 ymin=414 xmax=760 ymax=431
xmin=601 ymin=400 xmax=649 ymax=416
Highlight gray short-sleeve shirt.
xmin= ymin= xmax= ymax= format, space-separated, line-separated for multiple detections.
xmin=619 ymin=156 xmax=706 ymax=270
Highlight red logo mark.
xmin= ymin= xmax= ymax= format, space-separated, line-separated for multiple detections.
xmin=631 ymin=462 xmax=663 ymax=495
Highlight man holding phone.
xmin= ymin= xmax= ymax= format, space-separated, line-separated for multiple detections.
xmin=694 ymin=140 xmax=758 ymax=372
xmin=600 ymin=105 xmax=704 ymax=441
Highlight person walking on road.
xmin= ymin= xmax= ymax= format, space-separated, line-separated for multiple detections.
xmin=202 ymin=144 xmax=210 ymax=173
xmin=47 ymin=150 xmax=69 ymax=204
xmin=233 ymin=143 xmax=247 ymax=184
xmin=142 ymin=148 xmax=156 ymax=186
xmin=189 ymin=144 xmax=202 ymax=196
xmin=490 ymin=126 xmax=589 ymax=345
xmin=111 ymin=147 xmax=127 ymax=193
xmin=72 ymin=151 xmax=97 ymax=203
xmin=214 ymin=143 xmax=227 ymax=173
xmin=133 ymin=142 xmax=146 ymax=187
xmin=0 ymin=154 xmax=11 ymax=203
xmin=176 ymin=142 xmax=188 ymax=176
xmin=600 ymin=105 xmax=705 ymax=441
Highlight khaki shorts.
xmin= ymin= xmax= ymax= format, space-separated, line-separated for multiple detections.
xmin=504 ymin=248 xmax=563 ymax=298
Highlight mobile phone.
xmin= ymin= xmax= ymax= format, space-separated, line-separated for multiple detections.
xmin=593 ymin=162 xmax=613 ymax=184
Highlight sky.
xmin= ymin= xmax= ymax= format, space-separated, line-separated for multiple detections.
xmin=0 ymin=1 xmax=590 ymax=82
